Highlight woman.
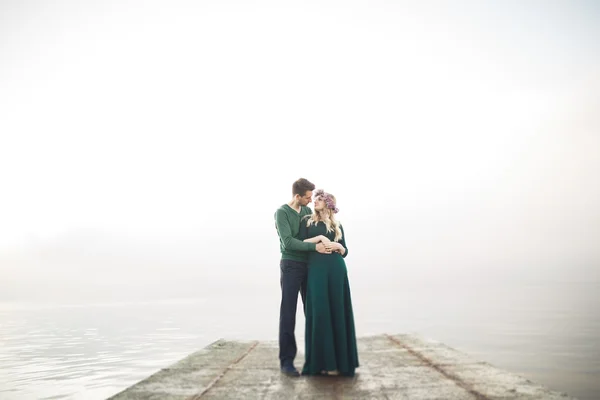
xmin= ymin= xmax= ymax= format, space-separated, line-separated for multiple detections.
xmin=300 ymin=189 xmax=359 ymax=377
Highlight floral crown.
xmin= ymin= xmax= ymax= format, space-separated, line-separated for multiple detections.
xmin=313 ymin=189 xmax=339 ymax=214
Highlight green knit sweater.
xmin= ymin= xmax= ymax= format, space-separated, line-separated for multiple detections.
xmin=275 ymin=204 xmax=316 ymax=262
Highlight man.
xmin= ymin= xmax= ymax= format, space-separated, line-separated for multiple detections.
xmin=275 ymin=178 xmax=330 ymax=377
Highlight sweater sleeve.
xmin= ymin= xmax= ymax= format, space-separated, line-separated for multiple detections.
xmin=275 ymin=209 xmax=317 ymax=252
xmin=339 ymin=224 xmax=349 ymax=258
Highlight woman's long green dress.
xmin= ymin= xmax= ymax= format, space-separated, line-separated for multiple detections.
xmin=299 ymin=221 xmax=359 ymax=376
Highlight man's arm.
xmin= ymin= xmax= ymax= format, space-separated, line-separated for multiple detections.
xmin=275 ymin=210 xmax=317 ymax=252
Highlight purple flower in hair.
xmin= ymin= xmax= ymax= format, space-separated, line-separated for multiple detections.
xmin=313 ymin=189 xmax=339 ymax=213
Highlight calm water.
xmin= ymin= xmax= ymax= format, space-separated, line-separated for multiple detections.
xmin=0 ymin=281 xmax=598 ymax=399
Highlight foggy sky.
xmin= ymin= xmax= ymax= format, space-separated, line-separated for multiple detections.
xmin=1 ymin=0 xmax=599 ymax=302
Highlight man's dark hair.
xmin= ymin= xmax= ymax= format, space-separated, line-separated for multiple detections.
xmin=292 ymin=178 xmax=315 ymax=197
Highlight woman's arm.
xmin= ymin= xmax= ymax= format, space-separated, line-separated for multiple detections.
xmin=299 ymin=220 xmax=333 ymax=252
xmin=332 ymin=225 xmax=348 ymax=257
xmin=330 ymin=242 xmax=346 ymax=255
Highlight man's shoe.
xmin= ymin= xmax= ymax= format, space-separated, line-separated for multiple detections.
xmin=281 ymin=365 xmax=300 ymax=377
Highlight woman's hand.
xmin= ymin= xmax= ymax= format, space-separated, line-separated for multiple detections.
xmin=320 ymin=236 xmax=334 ymax=251
xmin=304 ymin=235 xmax=331 ymax=245
xmin=319 ymin=235 xmax=331 ymax=244
xmin=330 ymin=242 xmax=346 ymax=253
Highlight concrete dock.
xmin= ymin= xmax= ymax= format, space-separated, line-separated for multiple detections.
xmin=108 ymin=334 xmax=575 ymax=399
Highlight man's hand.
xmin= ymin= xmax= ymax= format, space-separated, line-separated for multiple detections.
xmin=316 ymin=243 xmax=332 ymax=254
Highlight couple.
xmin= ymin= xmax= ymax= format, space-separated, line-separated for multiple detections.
xmin=275 ymin=178 xmax=359 ymax=377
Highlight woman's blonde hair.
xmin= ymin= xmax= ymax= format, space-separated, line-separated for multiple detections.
xmin=304 ymin=193 xmax=342 ymax=242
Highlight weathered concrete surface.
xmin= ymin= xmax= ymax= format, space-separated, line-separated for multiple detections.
xmin=108 ymin=334 xmax=576 ymax=400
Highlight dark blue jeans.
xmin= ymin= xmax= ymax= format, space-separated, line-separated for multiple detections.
xmin=279 ymin=259 xmax=308 ymax=368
